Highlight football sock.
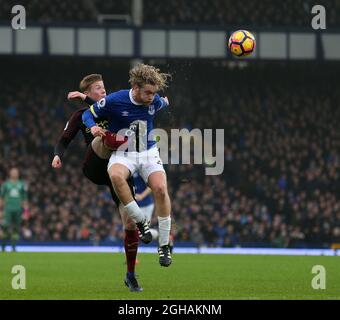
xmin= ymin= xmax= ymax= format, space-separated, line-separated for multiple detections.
xmin=150 ymin=228 xmax=159 ymax=241
xmin=158 ymin=216 xmax=171 ymax=247
xmin=124 ymin=229 xmax=139 ymax=274
xmin=124 ymin=201 xmax=145 ymax=223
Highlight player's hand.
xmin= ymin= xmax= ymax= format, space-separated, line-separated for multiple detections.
xmin=52 ymin=155 xmax=62 ymax=169
xmin=91 ymin=126 xmax=106 ymax=137
xmin=163 ymin=96 xmax=169 ymax=106
xmin=68 ymin=91 xmax=86 ymax=101
xmin=135 ymin=194 xmax=144 ymax=202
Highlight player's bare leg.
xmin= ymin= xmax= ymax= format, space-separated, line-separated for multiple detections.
xmin=148 ymin=171 xmax=172 ymax=267
xmin=91 ymin=136 xmax=112 ymax=159
xmin=109 ymin=164 xmax=152 ymax=243
xmin=109 ymin=164 xmax=134 ymax=204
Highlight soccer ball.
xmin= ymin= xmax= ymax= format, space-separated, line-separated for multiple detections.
xmin=228 ymin=30 xmax=256 ymax=57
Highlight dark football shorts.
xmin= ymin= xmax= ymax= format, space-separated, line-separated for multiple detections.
xmin=82 ymin=145 xmax=135 ymax=207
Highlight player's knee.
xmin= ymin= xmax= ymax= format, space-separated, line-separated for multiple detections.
xmin=152 ymin=183 xmax=167 ymax=198
xmin=109 ymin=171 xmax=125 ymax=184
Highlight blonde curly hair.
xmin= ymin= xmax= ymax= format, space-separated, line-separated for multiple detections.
xmin=129 ymin=64 xmax=170 ymax=91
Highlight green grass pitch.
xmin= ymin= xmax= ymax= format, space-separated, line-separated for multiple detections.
xmin=0 ymin=252 xmax=339 ymax=299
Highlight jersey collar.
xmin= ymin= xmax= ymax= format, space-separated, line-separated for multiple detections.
xmin=129 ymin=89 xmax=143 ymax=106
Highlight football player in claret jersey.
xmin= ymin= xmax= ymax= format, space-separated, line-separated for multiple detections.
xmin=82 ymin=64 xmax=173 ymax=267
xmin=52 ymin=74 xmax=143 ymax=292
xmin=0 ymin=168 xmax=29 ymax=252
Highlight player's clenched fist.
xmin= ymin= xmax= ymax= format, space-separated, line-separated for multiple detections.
xmin=51 ymin=155 xmax=62 ymax=169
xmin=163 ymin=96 xmax=169 ymax=105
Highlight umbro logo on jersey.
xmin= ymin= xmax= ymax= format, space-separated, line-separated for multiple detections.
xmin=122 ymin=111 xmax=129 ymax=116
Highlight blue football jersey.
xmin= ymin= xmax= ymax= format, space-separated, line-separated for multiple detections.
xmin=82 ymin=89 xmax=168 ymax=150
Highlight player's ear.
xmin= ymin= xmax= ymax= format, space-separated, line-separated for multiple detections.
xmin=133 ymin=85 xmax=140 ymax=93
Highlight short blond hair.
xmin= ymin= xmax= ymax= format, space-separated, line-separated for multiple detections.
xmin=129 ymin=64 xmax=170 ymax=91
xmin=79 ymin=74 xmax=103 ymax=92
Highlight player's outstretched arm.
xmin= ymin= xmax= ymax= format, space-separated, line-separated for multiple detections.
xmin=52 ymin=110 xmax=84 ymax=169
xmin=67 ymin=91 xmax=96 ymax=106
xmin=68 ymin=91 xmax=86 ymax=101
xmin=82 ymin=94 xmax=116 ymax=137
xmin=82 ymin=109 xmax=106 ymax=137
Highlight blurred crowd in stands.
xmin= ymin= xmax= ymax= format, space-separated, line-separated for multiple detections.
xmin=0 ymin=58 xmax=339 ymax=248
xmin=0 ymin=61 xmax=340 ymax=247
xmin=169 ymin=62 xmax=340 ymax=248
xmin=1 ymin=0 xmax=339 ymax=27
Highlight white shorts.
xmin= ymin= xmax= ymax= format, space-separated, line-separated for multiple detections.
xmin=140 ymin=203 xmax=155 ymax=222
xmin=107 ymin=146 xmax=165 ymax=183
